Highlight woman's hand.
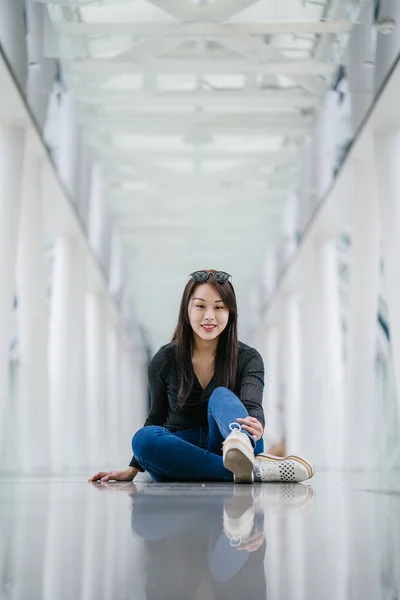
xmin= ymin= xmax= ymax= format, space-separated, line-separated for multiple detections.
xmin=237 ymin=529 xmax=265 ymax=553
xmin=88 ymin=466 xmax=138 ymax=483
xmin=236 ymin=417 xmax=264 ymax=441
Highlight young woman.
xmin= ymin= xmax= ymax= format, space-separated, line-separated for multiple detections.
xmin=89 ymin=269 xmax=314 ymax=484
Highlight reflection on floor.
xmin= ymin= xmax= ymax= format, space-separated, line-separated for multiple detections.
xmin=0 ymin=472 xmax=399 ymax=599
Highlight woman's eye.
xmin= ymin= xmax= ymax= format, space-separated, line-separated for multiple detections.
xmin=195 ymin=305 xmax=225 ymax=309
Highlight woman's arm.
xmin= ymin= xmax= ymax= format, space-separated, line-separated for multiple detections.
xmin=238 ymin=349 xmax=265 ymax=428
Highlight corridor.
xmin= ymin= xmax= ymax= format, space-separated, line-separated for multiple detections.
xmin=2 ymin=0 xmax=400 ymax=598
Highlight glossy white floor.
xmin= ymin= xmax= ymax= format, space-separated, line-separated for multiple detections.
xmin=0 ymin=471 xmax=399 ymax=600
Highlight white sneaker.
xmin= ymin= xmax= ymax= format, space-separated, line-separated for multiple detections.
xmin=223 ymin=490 xmax=255 ymax=546
xmin=253 ymin=483 xmax=315 ymax=515
xmin=223 ymin=423 xmax=255 ymax=484
xmin=254 ymin=453 xmax=315 ymax=483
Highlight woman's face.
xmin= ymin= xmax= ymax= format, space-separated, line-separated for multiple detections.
xmin=188 ymin=283 xmax=229 ymax=342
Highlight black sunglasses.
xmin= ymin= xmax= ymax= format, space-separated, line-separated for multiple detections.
xmin=189 ymin=270 xmax=232 ymax=283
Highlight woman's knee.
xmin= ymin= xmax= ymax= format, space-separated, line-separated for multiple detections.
xmin=208 ymin=386 xmax=236 ymax=409
xmin=131 ymin=426 xmax=165 ymax=458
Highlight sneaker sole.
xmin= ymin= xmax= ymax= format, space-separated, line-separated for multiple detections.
xmin=224 ymin=448 xmax=254 ymax=484
xmin=258 ymin=453 xmax=315 ymax=480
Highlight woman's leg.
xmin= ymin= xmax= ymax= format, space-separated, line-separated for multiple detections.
xmin=254 ymin=438 xmax=264 ymax=455
xmin=207 ymin=387 xmax=256 ymax=455
xmin=132 ymin=426 xmax=234 ymax=482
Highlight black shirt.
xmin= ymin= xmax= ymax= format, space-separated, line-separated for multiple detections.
xmin=129 ymin=340 xmax=265 ymax=469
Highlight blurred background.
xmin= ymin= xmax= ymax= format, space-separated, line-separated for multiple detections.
xmin=1 ymin=0 xmax=400 ymax=476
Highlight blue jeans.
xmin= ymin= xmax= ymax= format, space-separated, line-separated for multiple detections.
xmin=131 ymin=386 xmax=264 ymax=482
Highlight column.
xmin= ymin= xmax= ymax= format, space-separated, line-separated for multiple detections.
xmin=48 ymin=234 xmax=88 ymax=473
xmin=86 ymin=292 xmax=108 ymax=468
xmin=282 ymin=193 xmax=298 ymax=261
xmin=347 ymin=0 xmax=376 ymax=131
xmin=68 ymin=241 xmax=87 ymax=472
xmin=317 ymin=239 xmax=345 ymax=469
xmin=16 ymin=143 xmax=49 ymax=472
xmin=107 ymin=323 xmax=121 ymax=465
xmin=119 ymin=337 xmax=135 ymax=463
xmin=315 ymin=91 xmax=339 ymax=199
xmin=48 ymin=235 xmax=74 ymax=473
xmin=374 ymin=0 xmax=400 ymax=91
xmin=119 ymin=340 xmax=147 ymax=464
xmin=262 ymin=250 xmax=277 ymax=300
xmin=88 ymin=164 xmax=106 ymax=262
xmin=299 ymin=246 xmax=323 ymax=460
xmin=249 ymin=285 xmax=263 ymax=335
xmin=282 ymin=294 xmax=302 ymax=454
xmin=0 ymin=0 xmax=27 ymax=89
xmin=25 ymin=0 xmax=56 ymax=131
xmin=118 ymin=343 xmax=129 ymax=464
xmin=109 ymin=230 xmax=124 ymax=303
xmin=375 ymin=129 xmax=400 ymax=420
xmin=58 ymin=93 xmax=78 ymax=199
xmin=345 ymin=152 xmax=380 ymax=468
xmin=297 ymin=145 xmax=315 ymax=231
xmin=0 ymin=125 xmax=25 ymax=449
xmin=263 ymin=325 xmax=282 ymax=449
xmin=76 ymin=140 xmax=92 ymax=224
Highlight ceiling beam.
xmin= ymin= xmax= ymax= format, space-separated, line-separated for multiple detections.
xmin=80 ymin=112 xmax=312 ymax=127
xmin=118 ymin=205 xmax=280 ymax=222
xmin=114 ymin=35 xmax=186 ymax=63
xmin=79 ymin=111 xmax=313 ymax=137
xmin=218 ymin=33 xmax=327 ymax=95
xmin=120 ymin=222 xmax=270 ymax=232
xmin=108 ymin=189 xmax=285 ymax=205
xmin=68 ymin=59 xmax=334 ymax=76
xmin=84 ymin=134 xmax=299 ymax=164
xmin=98 ymin=148 xmax=298 ymax=162
xmin=74 ymin=90 xmax=320 ymax=110
xmin=56 ymin=20 xmax=353 ymax=37
xmin=80 ymin=121 xmax=311 ymax=137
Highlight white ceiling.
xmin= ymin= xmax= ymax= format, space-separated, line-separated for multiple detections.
xmin=43 ymin=0 xmax=363 ymax=351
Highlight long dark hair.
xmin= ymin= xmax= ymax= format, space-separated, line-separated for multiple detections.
xmin=172 ymin=270 xmax=239 ymax=407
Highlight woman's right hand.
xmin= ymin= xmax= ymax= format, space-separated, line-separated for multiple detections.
xmin=88 ymin=466 xmax=138 ymax=483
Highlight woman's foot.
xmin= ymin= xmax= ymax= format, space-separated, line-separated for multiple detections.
xmin=223 ymin=423 xmax=254 ymax=484
xmin=223 ymin=487 xmax=255 ymax=545
xmin=253 ymin=453 xmax=315 ymax=483
xmin=253 ymin=483 xmax=315 ymax=514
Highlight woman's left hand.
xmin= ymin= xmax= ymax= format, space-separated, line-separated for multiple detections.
xmin=236 ymin=417 xmax=264 ymax=441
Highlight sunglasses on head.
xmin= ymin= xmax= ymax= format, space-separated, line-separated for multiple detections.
xmin=189 ymin=270 xmax=232 ymax=283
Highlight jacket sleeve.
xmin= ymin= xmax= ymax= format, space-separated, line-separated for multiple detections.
xmin=239 ymin=349 xmax=265 ymax=428
xmin=129 ymin=348 xmax=169 ymax=470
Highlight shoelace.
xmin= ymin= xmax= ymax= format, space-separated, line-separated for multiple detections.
xmin=228 ymin=536 xmax=243 ymax=548
xmin=255 ymin=460 xmax=280 ymax=480
xmin=229 ymin=422 xmax=242 ymax=433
